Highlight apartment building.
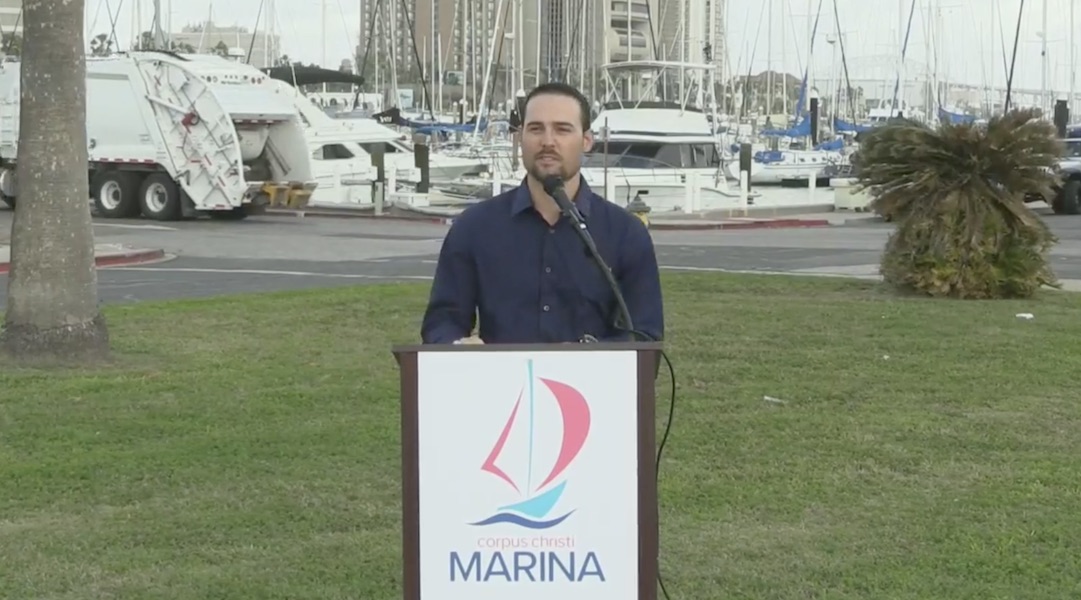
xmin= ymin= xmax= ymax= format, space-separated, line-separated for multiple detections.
xmin=356 ymin=0 xmax=421 ymax=79
xmin=405 ymin=0 xmax=727 ymax=107
xmin=412 ymin=1 xmax=696 ymax=98
xmin=657 ymin=0 xmax=725 ymax=70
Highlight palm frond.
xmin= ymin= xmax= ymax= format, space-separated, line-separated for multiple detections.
xmin=856 ymin=108 xmax=1063 ymax=222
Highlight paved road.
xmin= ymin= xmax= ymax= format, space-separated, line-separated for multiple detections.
xmin=0 ymin=209 xmax=1079 ymax=304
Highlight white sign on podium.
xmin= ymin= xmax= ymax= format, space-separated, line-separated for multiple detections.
xmin=415 ymin=350 xmax=640 ymax=598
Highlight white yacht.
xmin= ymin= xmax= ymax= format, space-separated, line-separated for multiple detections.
xmin=576 ymin=60 xmax=758 ymax=213
xmin=285 ymin=88 xmax=488 ymax=182
xmin=583 ymin=101 xmax=751 ymax=211
xmin=247 ymin=72 xmax=486 ymax=207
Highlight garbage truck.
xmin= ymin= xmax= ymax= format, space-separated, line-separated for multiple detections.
xmin=0 ymin=50 xmax=317 ymax=220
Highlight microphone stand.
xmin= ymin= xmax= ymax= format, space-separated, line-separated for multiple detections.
xmin=544 ymin=177 xmax=639 ymax=340
xmin=568 ymin=217 xmax=636 ymax=336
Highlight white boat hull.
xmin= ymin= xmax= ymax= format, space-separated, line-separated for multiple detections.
xmin=724 ymin=152 xmax=845 ymax=185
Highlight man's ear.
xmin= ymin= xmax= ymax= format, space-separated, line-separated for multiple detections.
xmin=582 ymin=130 xmax=594 ymax=153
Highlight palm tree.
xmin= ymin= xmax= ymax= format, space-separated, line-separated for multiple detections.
xmin=855 ymin=108 xmax=1063 ymax=299
xmin=0 ymin=0 xmax=109 ymax=363
xmin=89 ymin=33 xmax=114 ymax=56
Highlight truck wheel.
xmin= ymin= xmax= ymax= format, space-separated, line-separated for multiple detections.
xmin=1059 ymin=180 xmax=1081 ymax=215
xmin=92 ymin=171 xmax=140 ymax=218
xmin=138 ymin=173 xmax=182 ymax=221
xmin=0 ymin=167 xmax=16 ymax=208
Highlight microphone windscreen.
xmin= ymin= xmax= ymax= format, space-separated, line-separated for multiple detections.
xmin=541 ymin=174 xmax=563 ymax=195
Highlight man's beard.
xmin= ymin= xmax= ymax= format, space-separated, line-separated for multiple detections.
xmin=526 ymin=158 xmax=579 ymax=183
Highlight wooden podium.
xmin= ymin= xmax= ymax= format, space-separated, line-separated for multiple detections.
xmin=393 ymin=342 xmax=663 ymax=600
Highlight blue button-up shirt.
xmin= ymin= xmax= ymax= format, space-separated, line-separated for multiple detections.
xmin=421 ymin=178 xmax=664 ymax=344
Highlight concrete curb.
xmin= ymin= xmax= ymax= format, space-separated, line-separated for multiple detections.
xmin=649 ymin=218 xmax=833 ymax=231
xmin=264 ymin=208 xmax=835 ymax=231
xmin=0 ymin=248 xmax=167 ymax=274
xmin=264 ymin=208 xmax=452 ymax=225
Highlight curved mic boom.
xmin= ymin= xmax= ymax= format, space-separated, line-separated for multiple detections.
xmin=541 ymin=175 xmax=636 ymax=337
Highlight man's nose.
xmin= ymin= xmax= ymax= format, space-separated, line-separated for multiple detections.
xmin=538 ymin=128 xmax=556 ymax=146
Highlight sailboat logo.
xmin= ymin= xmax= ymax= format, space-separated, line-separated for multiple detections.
xmin=469 ymin=359 xmax=591 ymax=530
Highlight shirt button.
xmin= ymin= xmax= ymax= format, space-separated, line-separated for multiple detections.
xmin=544 ymin=266 xmax=551 ymax=273
xmin=548 ymin=228 xmax=555 ymax=234
xmin=542 ymin=305 xmax=550 ymax=312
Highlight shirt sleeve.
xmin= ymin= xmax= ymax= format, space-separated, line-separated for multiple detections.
xmin=421 ymin=218 xmax=478 ymax=343
xmin=599 ymin=217 xmax=665 ymax=342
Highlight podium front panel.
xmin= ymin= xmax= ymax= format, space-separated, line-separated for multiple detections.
xmin=412 ymin=349 xmax=641 ymax=599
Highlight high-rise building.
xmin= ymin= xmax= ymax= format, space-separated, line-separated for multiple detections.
xmin=407 ymin=0 xmax=725 ymax=106
xmin=603 ymin=0 xmax=661 ymax=63
xmin=657 ymin=0 xmax=725 ymax=72
xmin=412 ymin=1 xmax=684 ymax=97
xmin=356 ymin=0 xmax=421 ymax=80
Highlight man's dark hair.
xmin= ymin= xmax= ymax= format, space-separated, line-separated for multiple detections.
xmin=522 ymin=82 xmax=592 ymax=133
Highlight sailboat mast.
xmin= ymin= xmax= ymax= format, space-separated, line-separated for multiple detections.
xmin=678 ymin=0 xmax=685 ymax=99
xmin=578 ymin=0 xmax=586 ymax=90
xmin=804 ymin=0 xmax=813 ymax=114
xmin=473 ymin=0 xmax=507 ymax=138
xmin=262 ymin=0 xmax=269 ymax=66
xmin=535 ymin=0 xmax=541 ymax=86
xmin=458 ymin=0 xmax=468 ymax=113
xmin=766 ymin=0 xmax=772 ymax=115
xmin=517 ymin=0 xmax=525 ymax=93
xmin=509 ymin=0 xmax=516 ymax=101
xmin=1071 ymin=0 xmax=1076 ymax=115
xmin=388 ymin=1 xmax=401 ymax=107
xmin=431 ymin=0 xmax=437 ymax=113
xmin=437 ymin=33 xmax=444 ymax=114
xmin=1041 ymin=0 xmax=1049 ymax=113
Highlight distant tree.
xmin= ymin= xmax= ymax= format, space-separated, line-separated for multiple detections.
xmin=133 ymin=31 xmax=196 ymax=54
xmin=1 ymin=0 xmax=110 ymax=363
xmin=136 ymin=31 xmax=158 ymax=50
xmin=856 ymin=108 xmax=1063 ymax=299
xmin=2 ymin=32 xmax=21 ymax=57
xmin=89 ymin=33 xmax=113 ymax=56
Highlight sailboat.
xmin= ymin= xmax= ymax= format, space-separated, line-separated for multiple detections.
xmin=470 ymin=359 xmax=591 ymax=530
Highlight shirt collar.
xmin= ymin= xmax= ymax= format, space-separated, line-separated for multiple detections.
xmin=511 ymin=175 xmax=594 ymax=218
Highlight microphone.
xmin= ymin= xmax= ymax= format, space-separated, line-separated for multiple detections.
xmin=541 ymin=175 xmax=636 ymax=337
xmin=542 ymin=174 xmax=586 ymax=225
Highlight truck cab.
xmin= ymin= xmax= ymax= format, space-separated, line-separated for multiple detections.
xmin=1037 ymin=135 xmax=1081 ymax=215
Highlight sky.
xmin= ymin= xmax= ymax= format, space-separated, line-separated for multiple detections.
xmin=85 ymin=0 xmax=1080 ymax=95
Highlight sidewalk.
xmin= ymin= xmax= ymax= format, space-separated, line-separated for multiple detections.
xmin=0 ymin=243 xmax=167 ymax=274
xmin=264 ymin=203 xmax=874 ymax=231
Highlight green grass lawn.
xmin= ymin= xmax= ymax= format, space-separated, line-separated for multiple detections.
xmin=3 ymin=273 xmax=1081 ymax=599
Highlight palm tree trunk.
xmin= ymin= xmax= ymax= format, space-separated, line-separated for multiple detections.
xmin=0 ymin=0 xmax=109 ymax=363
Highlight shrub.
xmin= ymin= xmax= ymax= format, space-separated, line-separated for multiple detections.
xmin=855 ymin=108 xmax=1063 ymax=298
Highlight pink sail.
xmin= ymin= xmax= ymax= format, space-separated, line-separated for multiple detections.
xmin=534 ymin=378 xmax=591 ymax=491
xmin=479 ymin=390 xmax=522 ymax=493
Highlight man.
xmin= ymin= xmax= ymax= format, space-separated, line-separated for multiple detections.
xmin=420 ymin=82 xmax=664 ymax=344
